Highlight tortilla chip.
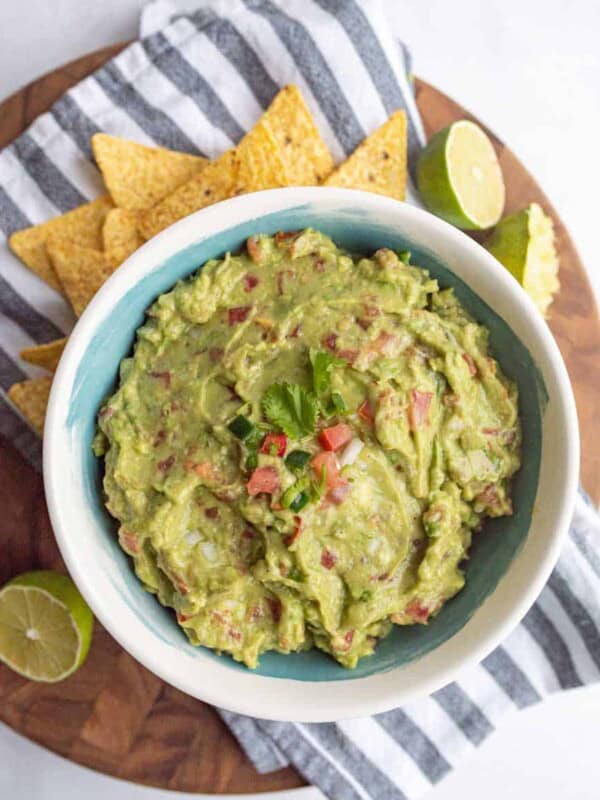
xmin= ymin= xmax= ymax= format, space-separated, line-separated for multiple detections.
xmin=103 ymin=209 xmax=144 ymax=267
xmin=263 ymin=85 xmax=334 ymax=184
xmin=140 ymin=122 xmax=288 ymax=240
xmin=92 ymin=134 xmax=207 ymax=211
xmin=8 ymin=196 xmax=114 ymax=292
xmin=236 ymin=118 xmax=290 ymax=192
xmin=47 ymin=237 xmax=116 ymax=316
xmin=139 ymin=149 xmax=237 ymax=240
xmin=324 ymin=111 xmax=407 ymax=200
xmin=20 ymin=338 xmax=67 ymax=373
xmin=8 ymin=375 xmax=52 ymax=435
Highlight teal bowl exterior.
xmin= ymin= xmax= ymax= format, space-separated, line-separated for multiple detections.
xmin=45 ymin=189 xmax=577 ymax=720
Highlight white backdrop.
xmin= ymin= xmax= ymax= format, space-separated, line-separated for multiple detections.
xmin=1 ymin=1 xmax=600 ymax=798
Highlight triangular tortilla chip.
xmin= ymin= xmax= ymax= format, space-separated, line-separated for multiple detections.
xmin=139 ymin=150 xmax=238 ymax=240
xmin=47 ymin=237 xmax=116 ymax=316
xmin=92 ymin=134 xmax=207 ymax=212
xmin=8 ymin=196 xmax=114 ymax=292
xmin=8 ymin=375 xmax=52 ymax=435
xmin=102 ymin=209 xmax=144 ymax=267
xmin=235 ymin=118 xmax=290 ymax=192
xmin=263 ymin=85 xmax=334 ymax=184
xmin=20 ymin=338 xmax=67 ymax=373
xmin=140 ymin=121 xmax=288 ymax=240
xmin=324 ymin=111 xmax=407 ymax=200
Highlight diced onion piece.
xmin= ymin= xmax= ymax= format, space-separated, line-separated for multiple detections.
xmin=201 ymin=542 xmax=218 ymax=562
xmin=339 ymin=438 xmax=364 ymax=468
xmin=367 ymin=538 xmax=381 ymax=555
xmin=185 ymin=530 xmax=201 ymax=547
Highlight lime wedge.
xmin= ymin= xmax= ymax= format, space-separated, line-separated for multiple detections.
xmin=417 ymin=120 xmax=505 ymax=229
xmin=0 ymin=571 xmax=93 ymax=683
xmin=486 ymin=203 xmax=560 ymax=316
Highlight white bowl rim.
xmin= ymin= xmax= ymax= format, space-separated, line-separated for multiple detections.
xmin=44 ymin=187 xmax=579 ymax=722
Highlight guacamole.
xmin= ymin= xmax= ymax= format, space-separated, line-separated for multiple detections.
xmin=95 ymin=230 xmax=521 ymax=669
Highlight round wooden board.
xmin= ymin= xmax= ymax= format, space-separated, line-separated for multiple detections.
xmin=1 ymin=44 xmax=599 ymax=795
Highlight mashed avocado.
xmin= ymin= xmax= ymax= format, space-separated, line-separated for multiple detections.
xmin=95 ymin=230 xmax=521 ymax=669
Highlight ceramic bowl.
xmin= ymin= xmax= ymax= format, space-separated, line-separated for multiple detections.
xmin=44 ymin=187 xmax=579 ymax=722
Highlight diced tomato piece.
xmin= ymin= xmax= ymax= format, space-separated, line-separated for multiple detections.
xmin=333 ymin=629 xmax=355 ymax=652
xmin=153 ymin=429 xmax=167 ymax=447
xmin=476 ymin=484 xmax=503 ymax=510
xmin=320 ymin=549 xmax=337 ymax=569
xmin=242 ymin=528 xmax=256 ymax=539
xmin=372 ymin=331 xmax=395 ymax=354
xmin=228 ymin=305 xmax=251 ymax=325
xmin=209 ymin=347 xmax=224 ymax=363
xmin=319 ymin=423 xmax=353 ymax=452
xmin=184 ymin=460 xmax=218 ymax=481
xmin=358 ymin=399 xmax=375 ymax=424
xmin=260 ymin=432 xmax=288 ymax=457
xmin=338 ymin=348 xmax=358 ymax=364
xmin=285 ymin=516 xmax=303 ymax=547
xmin=328 ymin=484 xmax=350 ymax=505
xmin=173 ymin=576 xmax=189 ymax=595
xmin=275 ymin=230 xmax=299 ymax=245
xmin=289 ymin=323 xmax=302 ymax=338
xmin=247 ymin=466 xmax=280 ymax=496
xmin=119 ymin=529 xmax=140 ymax=555
xmin=405 ymin=599 xmax=431 ymax=623
xmin=157 ymin=454 xmax=175 ymax=472
xmin=177 ymin=612 xmax=191 ymax=624
xmin=99 ymin=406 xmax=114 ymax=419
xmin=408 ymin=390 xmax=433 ymax=431
xmin=322 ymin=332 xmax=338 ymax=352
xmin=246 ymin=236 xmax=262 ymax=263
xmin=205 ymin=507 xmax=219 ymax=519
xmin=462 ymin=352 xmax=477 ymax=376
xmin=276 ymin=269 xmax=295 ymax=295
xmin=149 ymin=370 xmax=171 ymax=388
xmin=267 ymin=596 xmax=282 ymax=622
xmin=243 ymin=273 xmax=259 ymax=291
xmin=311 ymin=451 xmax=347 ymax=490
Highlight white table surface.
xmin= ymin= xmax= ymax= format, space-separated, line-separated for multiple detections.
xmin=1 ymin=1 xmax=600 ymax=799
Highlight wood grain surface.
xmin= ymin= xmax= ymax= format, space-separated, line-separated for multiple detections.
xmin=1 ymin=44 xmax=599 ymax=795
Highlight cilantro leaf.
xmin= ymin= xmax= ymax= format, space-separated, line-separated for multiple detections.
xmin=310 ymin=349 xmax=345 ymax=399
xmin=262 ymin=383 xmax=318 ymax=439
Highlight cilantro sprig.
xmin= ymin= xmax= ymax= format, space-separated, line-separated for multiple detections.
xmin=262 ymin=382 xmax=319 ymax=439
xmin=310 ymin=349 xmax=345 ymax=399
xmin=260 ymin=349 xmax=347 ymax=442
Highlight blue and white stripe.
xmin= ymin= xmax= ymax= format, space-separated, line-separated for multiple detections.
xmin=0 ymin=2 xmax=598 ymax=798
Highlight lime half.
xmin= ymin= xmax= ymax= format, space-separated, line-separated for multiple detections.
xmin=0 ymin=571 xmax=94 ymax=682
xmin=486 ymin=203 xmax=559 ymax=316
xmin=417 ymin=120 xmax=505 ymax=229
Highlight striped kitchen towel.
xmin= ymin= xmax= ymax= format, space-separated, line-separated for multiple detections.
xmin=0 ymin=1 xmax=599 ymax=798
